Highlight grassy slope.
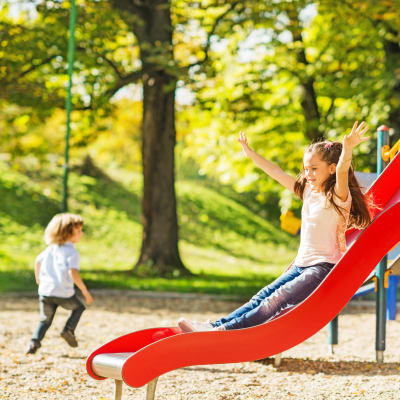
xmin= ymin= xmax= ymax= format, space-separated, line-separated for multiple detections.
xmin=0 ymin=162 xmax=298 ymax=298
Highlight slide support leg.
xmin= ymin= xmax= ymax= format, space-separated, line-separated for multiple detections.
xmin=114 ymin=379 xmax=122 ymax=400
xmin=328 ymin=315 xmax=339 ymax=355
xmin=375 ymin=126 xmax=389 ymax=363
xmin=274 ymin=353 xmax=282 ymax=367
xmin=146 ymin=377 xmax=159 ymax=400
xmin=376 ymin=256 xmax=388 ymax=363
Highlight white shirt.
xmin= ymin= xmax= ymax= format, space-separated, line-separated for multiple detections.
xmin=294 ymin=184 xmax=352 ymax=266
xmin=36 ymin=242 xmax=80 ymax=298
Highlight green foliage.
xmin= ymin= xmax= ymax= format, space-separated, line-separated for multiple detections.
xmin=0 ymin=0 xmax=139 ymax=154
xmin=2 ymin=0 xmax=398 ymax=174
xmin=0 ymin=4 xmax=68 ymax=111
xmin=176 ymin=0 xmax=399 ymax=214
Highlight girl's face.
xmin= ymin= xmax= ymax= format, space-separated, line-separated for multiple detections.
xmin=303 ymin=152 xmax=336 ymax=191
xmin=70 ymin=225 xmax=83 ymax=243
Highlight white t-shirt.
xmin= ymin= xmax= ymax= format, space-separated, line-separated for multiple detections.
xmin=294 ymin=184 xmax=352 ymax=266
xmin=36 ymin=242 xmax=80 ymax=298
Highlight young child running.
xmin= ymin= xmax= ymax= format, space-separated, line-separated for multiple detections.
xmin=26 ymin=213 xmax=93 ymax=354
xmin=178 ymin=121 xmax=371 ymax=332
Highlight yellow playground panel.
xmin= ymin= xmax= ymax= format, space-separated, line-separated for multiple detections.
xmin=280 ymin=210 xmax=301 ymax=235
xmin=382 ymin=138 xmax=400 ymax=162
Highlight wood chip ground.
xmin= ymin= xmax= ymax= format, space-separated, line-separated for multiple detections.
xmin=1 ymin=291 xmax=400 ymax=399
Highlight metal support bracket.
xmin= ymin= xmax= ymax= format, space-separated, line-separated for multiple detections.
xmin=112 ymin=377 xmax=158 ymax=400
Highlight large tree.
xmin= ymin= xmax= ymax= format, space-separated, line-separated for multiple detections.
xmin=0 ymin=0 xmax=244 ymax=277
xmin=101 ymin=0 xmax=247 ymax=276
xmin=107 ymin=0 xmax=185 ymax=276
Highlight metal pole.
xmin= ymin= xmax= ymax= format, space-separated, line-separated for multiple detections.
xmin=328 ymin=315 xmax=338 ymax=354
xmin=114 ymin=379 xmax=122 ymax=400
xmin=375 ymin=125 xmax=389 ymax=363
xmin=62 ymin=0 xmax=77 ymax=212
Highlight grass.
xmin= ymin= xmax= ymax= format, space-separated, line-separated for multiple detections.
xmin=0 ymin=160 xmax=298 ymax=299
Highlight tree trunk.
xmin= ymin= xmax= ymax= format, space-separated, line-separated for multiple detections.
xmin=287 ymin=5 xmax=322 ymax=142
xmin=135 ymin=71 xmax=189 ymax=276
xmin=112 ymin=0 xmax=190 ymax=276
xmin=300 ymin=79 xmax=322 ymax=142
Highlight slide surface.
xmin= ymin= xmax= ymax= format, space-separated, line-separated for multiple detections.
xmin=87 ymin=154 xmax=400 ymax=388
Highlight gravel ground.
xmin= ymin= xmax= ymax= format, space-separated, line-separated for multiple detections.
xmin=1 ymin=291 xmax=400 ymax=400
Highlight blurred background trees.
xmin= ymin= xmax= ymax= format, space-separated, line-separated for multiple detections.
xmin=1 ymin=0 xmax=399 ymax=276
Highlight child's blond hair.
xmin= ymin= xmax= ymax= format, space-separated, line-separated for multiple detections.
xmin=44 ymin=213 xmax=84 ymax=245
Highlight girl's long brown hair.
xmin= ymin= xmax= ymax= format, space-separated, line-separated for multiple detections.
xmin=294 ymin=141 xmax=373 ymax=229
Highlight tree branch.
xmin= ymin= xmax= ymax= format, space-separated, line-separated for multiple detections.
xmin=105 ymin=69 xmax=144 ymax=97
xmin=18 ymin=55 xmax=58 ymax=78
xmin=75 ymin=104 xmax=93 ymax=111
xmin=324 ymin=95 xmax=336 ymax=123
xmin=100 ymin=55 xmax=124 ymax=79
xmin=61 ymin=68 xmax=144 ymax=111
xmin=77 ymin=45 xmax=125 ymax=79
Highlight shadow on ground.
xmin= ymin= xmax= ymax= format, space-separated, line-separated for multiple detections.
xmin=256 ymin=357 xmax=400 ymax=376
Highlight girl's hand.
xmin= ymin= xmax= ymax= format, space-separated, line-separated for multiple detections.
xmin=238 ymin=131 xmax=252 ymax=156
xmin=344 ymin=121 xmax=370 ymax=149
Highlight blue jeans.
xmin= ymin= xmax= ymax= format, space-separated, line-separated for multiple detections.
xmin=31 ymin=294 xmax=85 ymax=343
xmin=212 ymin=262 xmax=334 ymax=330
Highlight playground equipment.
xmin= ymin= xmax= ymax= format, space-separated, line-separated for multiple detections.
xmin=280 ymin=210 xmax=301 ymax=235
xmin=87 ymin=149 xmax=400 ymax=400
xmin=328 ymin=125 xmax=400 ymax=361
xmin=382 ymin=138 xmax=400 ymax=162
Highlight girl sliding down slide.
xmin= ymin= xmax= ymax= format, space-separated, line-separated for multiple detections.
xmin=179 ymin=121 xmax=372 ymax=332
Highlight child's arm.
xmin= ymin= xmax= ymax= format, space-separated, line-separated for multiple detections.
xmin=238 ymin=131 xmax=296 ymax=193
xmin=34 ymin=261 xmax=41 ymax=285
xmin=69 ymin=269 xmax=94 ymax=305
xmin=336 ymin=121 xmax=369 ymax=201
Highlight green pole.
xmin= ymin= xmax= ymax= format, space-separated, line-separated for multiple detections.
xmin=375 ymin=124 xmax=389 ymax=363
xmin=62 ymin=0 xmax=77 ymax=212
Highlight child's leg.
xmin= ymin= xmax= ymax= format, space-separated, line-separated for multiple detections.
xmin=31 ymin=297 xmax=58 ymax=343
xmin=212 ymin=266 xmax=303 ymax=327
xmin=222 ymin=263 xmax=333 ymax=330
xmin=57 ymin=294 xmax=86 ymax=332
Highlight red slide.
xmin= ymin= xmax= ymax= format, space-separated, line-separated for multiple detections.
xmin=87 ymin=154 xmax=400 ymax=389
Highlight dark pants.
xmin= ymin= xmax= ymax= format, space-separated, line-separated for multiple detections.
xmin=212 ymin=262 xmax=334 ymax=330
xmin=31 ymin=294 xmax=85 ymax=343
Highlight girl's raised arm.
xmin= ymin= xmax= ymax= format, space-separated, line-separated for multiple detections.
xmin=238 ymin=131 xmax=296 ymax=193
xmin=335 ymin=121 xmax=370 ymax=201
